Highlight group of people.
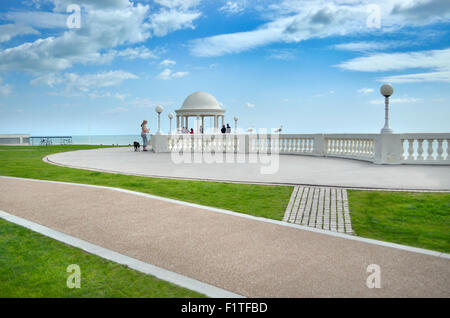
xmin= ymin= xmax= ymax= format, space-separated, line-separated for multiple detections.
xmin=179 ymin=123 xmax=233 ymax=134
xmin=180 ymin=127 xmax=195 ymax=134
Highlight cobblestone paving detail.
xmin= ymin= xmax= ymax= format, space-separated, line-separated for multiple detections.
xmin=283 ymin=186 xmax=354 ymax=234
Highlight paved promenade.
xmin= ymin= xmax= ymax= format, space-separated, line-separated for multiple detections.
xmin=46 ymin=147 xmax=450 ymax=190
xmin=0 ymin=177 xmax=448 ymax=297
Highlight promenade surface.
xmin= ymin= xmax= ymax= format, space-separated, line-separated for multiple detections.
xmin=46 ymin=147 xmax=450 ymax=190
xmin=1 ymin=177 xmax=448 ymax=297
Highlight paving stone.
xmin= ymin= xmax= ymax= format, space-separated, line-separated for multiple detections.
xmin=284 ymin=186 xmax=354 ymax=235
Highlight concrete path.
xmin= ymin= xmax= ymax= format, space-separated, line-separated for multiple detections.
xmin=46 ymin=147 xmax=450 ymax=191
xmin=283 ymin=186 xmax=354 ymax=235
xmin=0 ymin=177 xmax=449 ymax=297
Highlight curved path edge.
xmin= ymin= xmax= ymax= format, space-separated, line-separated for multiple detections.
xmin=2 ymin=176 xmax=449 ymax=259
xmin=0 ymin=209 xmax=242 ymax=298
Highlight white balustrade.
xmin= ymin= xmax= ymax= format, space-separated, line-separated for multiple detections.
xmin=154 ymin=132 xmax=450 ymax=165
xmin=400 ymin=134 xmax=449 ymax=163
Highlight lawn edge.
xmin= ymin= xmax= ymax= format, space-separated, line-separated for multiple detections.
xmin=0 ymin=209 xmax=243 ymax=298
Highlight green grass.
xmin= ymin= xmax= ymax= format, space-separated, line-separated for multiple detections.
xmin=0 ymin=145 xmax=292 ymax=220
xmin=0 ymin=218 xmax=204 ymax=298
xmin=348 ymin=190 xmax=450 ymax=253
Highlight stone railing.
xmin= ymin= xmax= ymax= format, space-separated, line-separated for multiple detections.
xmin=151 ymin=132 xmax=450 ymax=165
xmin=399 ymin=133 xmax=449 ymax=164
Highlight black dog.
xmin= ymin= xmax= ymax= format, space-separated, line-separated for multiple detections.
xmin=133 ymin=141 xmax=141 ymax=151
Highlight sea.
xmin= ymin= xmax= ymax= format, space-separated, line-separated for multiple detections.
xmin=72 ymin=135 xmax=141 ymax=145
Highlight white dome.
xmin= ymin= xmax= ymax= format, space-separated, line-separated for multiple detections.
xmin=181 ymin=92 xmax=222 ymax=110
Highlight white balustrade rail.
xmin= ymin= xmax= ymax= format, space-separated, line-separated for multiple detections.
xmin=399 ymin=133 xmax=449 ymax=164
xmin=324 ymin=134 xmax=377 ymax=161
xmin=153 ymin=132 xmax=450 ymax=165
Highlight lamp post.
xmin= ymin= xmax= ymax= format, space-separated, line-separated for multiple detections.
xmin=234 ymin=116 xmax=238 ymax=133
xmin=168 ymin=113 xmax=173 ymax=134
xmin=380 ymin=84 xmax=394 ymax=134
xmin=155 ymin=105 xmax=164 ymax=135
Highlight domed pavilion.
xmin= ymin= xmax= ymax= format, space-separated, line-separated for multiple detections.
xmin=175 ymin=92 xmax=226 ymax=133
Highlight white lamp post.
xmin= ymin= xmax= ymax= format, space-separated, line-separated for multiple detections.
xmin=168 ymin=113 xmax=173 ymax=134
xmin=234 ymin=116 xmax=238 ymax=133
xmin=380 ymin=84 xmax=394 ymax=134
xmin=155 ymin=105 xmax=164 ymax=135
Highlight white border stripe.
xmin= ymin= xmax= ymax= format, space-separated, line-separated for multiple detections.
xmin=1 ymin=175 xmax=449 ymax=260
xmin=0 ymin=210 xmax=243 ymax=298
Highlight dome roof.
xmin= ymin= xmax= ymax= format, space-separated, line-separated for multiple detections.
xmin=180 ymin=92 xmax=222 ymax=110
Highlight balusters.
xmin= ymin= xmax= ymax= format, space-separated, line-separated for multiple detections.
xmin=447 ymin=139 xmax=450 ymax=161
xmin=437 ymin=139 xmax=444 ymax=160
xmin=426 ymin=139 xmax=434 ymax=161
xmin=417 ymin=139 xmax=424 ymax=161
xmin=407 ymin=139 xmax=415 ymax=161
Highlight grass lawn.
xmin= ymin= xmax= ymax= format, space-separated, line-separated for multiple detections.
xmin=0 ymin=145 xmax=292 ymax=221
xmin=0 ymin=218 xmax=204 ymax=298
xmin=348 ymin=190 xmax=450 ymax=253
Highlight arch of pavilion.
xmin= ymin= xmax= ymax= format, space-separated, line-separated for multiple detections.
xmin=175 ymin=92 xmax=226 ymax=133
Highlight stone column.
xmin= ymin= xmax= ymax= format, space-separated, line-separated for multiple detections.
xmin=201 ymin=116 xmax=205 ymax=134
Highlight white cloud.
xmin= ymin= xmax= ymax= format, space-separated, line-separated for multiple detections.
xmin=379 ymin=71 xmax=450 ymax=83
xmin=219 ymin=1 xmax=246 ymax=15
xmin=0 ymin=77 xmax=12 ymax=96
xmin=31 ymin=70 xmax=138 ymax=93
xmin=3 ymin=11 xmax=68 ymax=29
xmin=157 ymin=68 xmax=188 ymax=80
xmin=332 ymin=41 xmax=410 ymax=52
xmin=154 ymin=0 xmax=201 ymax=10
xmin=190 ymin=0 xmax=450 ymax=57
xmin=149 ymin=9 xmax=201 ymax=37
xmin=160 ymin=59 xmax=176 ymax=67
xmin=88 ymin=92 xmax=130 ymax=100
xmin=369 ymin=97 xmax=421 ymax=105
xmin=0 ymin=24 xmax=39 ymax=43
xmin=267 ymin=48 xmax=297 ymax=60
xmin=0 ymin=2 xmax=151 ymax=73
xmin=117 ymin=46 xmax=160 ymax=60
xmin=358 ymin=87 xmax=374 ymax=95
xmin=337 ymin=48 xmax=450 ymax=83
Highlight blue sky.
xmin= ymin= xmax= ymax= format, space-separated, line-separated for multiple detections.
xmin=0 ymin=0 xmax=449 ymax=135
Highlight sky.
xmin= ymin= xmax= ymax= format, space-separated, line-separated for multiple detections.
xmin=0 ymin=0 xmax=449 ymax=135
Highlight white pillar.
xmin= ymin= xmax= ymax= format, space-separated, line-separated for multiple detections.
xmin=201 ymin=116 xmax=204 ymax=134
xmin=214 ymin=115 xmax=218 ymax=132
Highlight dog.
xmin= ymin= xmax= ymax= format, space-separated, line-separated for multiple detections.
xmin=133 ymin=141 xmax=141 ymax=152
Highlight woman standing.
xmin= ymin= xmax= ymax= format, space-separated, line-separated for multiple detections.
xmin=141 ymin=120 xmax=149 ymax=151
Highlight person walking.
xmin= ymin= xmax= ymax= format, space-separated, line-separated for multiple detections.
xmin=141 ymin=120 xmax=149 ymax=151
